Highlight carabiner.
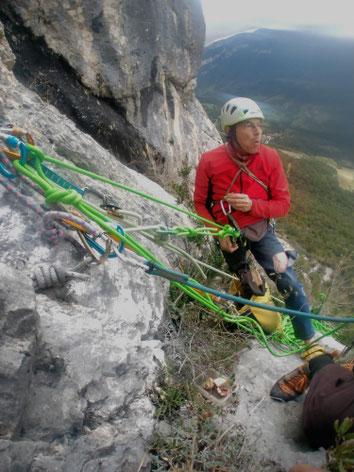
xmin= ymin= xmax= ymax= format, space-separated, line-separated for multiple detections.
xmin=77 ymin=231 xmax=113 ymax=264
xmin=5 ymin=136 xmax=28 ymax=165
xmin=220 ymin=200 xmax=232 ymax=216
xmin=82 ymin=186 xmax=113 ymax=206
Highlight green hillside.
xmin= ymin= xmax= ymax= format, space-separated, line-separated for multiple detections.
xmin=275 ymin=151 xmax=354 ymax=343
xmin=277 ymin=153 xmax=353 ymax=266
xmin=196 ymin=29 xmax=354 ymax=164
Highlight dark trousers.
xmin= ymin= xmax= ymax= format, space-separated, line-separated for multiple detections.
xmin=222 ymin=227 xmax=315 ymax=340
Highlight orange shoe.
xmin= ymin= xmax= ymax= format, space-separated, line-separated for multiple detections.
xmin=270 ymin=363 xmax=310 ymax=402
xmin=343 ymin=359 xmax=354 ymax=372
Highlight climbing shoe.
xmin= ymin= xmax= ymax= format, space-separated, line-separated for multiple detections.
xmin=270 ymin=363 xmax=310 ymax=402
xmin=344 ymin=359 xmax=354 ymax=372
xmin=300 ymin=343 xmax=326 ymax=362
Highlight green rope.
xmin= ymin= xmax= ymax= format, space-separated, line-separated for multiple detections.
xmin=25 ymin=144 xmax=237 ymax=236
xmin=11 ymin=145 xmax=345 ymax=357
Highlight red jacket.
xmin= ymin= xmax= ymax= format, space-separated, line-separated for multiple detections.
xmin=193 ymin=143 xmax=290 ymax=228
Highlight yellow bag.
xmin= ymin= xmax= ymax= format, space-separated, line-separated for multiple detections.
xmin=239 ymin=284 xmax=282 ymax=334
xmin=230 ymin=275 xmax=282 ymax=334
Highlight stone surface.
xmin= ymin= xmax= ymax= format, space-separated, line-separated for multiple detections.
xmin=0 ymin=13 xmax=190 ymax=469
xmin=232 ymin=336 xmax=345 ymax=471
xmin=0 ymin=264 xmax=38 ymax=440
xmin=0 ymin=0 xmax=221 ymax=179
xmin=0 ymin=22 xmax=14 ymax=70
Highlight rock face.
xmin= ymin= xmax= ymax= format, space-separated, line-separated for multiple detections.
xmin=0 ymin=265 xmax=39 ymax=440
xmin=0 ymin=0 xmax=221 ymax=177
xmin=231 ymin=340 xmax=343 ymax=472
xmin=0 ymin=10 xmax=202 ymax=470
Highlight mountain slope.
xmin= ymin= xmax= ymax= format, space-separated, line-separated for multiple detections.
xmin=276 ymin=151 xmax=354 ymax=343
xmin=196 ymin=28 xmax=354 ymax=163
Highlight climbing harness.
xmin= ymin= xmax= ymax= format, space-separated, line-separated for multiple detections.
xmin=0 ymin=125 xmax=353 ymax=360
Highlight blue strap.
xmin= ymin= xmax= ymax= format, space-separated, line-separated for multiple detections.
xmin=0 ymin=158 xmax=16 ymax=179
xmin=40 ymin=164 xmax=85 ymax=195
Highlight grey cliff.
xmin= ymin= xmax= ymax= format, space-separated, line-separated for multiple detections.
xmin=0 ymin=0 xmax=221 ymax=177
xmin=0 ymin=6 xmax=200 ymax=469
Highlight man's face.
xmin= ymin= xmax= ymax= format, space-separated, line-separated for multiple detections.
xmin=234 ymin=119 xmax=263 ymax=154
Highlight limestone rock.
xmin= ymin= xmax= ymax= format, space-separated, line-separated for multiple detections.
xmin=232 ymin=338 xmax=345 ymax=471
xmin=0 ymin=12 xmax=188 ymax=469
xmin=0 ymin=264 xmax=38 ymax=440
xmin=0 ymin=0 xmax=221 ymax=178
xmin=0 ymin=23 xmax=14 ymax=71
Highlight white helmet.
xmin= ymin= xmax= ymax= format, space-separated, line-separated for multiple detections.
xmin=220 ymin=97 xmax=264 ymax=131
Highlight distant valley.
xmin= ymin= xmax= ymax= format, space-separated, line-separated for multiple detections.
xmin=196 ymin=28 xmax=354 ymax=165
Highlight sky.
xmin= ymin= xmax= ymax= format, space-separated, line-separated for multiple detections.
xmin=200 ymin=0 xmax=354 ymax=44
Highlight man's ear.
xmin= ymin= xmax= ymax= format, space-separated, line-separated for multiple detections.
xmin=225 ymin=126 xmax=230 ymax=134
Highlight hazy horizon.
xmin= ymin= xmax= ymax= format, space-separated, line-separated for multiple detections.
xmin=201 ymin=0 xmax=354 ymax=45
xmin=205 ymin=25 xmax=354 ymax=46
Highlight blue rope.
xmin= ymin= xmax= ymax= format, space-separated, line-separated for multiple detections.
xmin=145 ymin=261 xmax=354 ymax=323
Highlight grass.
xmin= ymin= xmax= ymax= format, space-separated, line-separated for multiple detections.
xmin=325 ymin=418 xmax=354 ymax=472
xmin=150 ymin=409 xmax=252 ymax=471
xmin=167 ymin=286 xmax=251 ymax=379
xmin=149 ymin=250 xmax=254 ymax=470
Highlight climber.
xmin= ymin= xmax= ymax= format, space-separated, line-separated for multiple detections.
xmin=270 ymin=347 xmax=354 ymax=459
xmin=193 ymin=96 xmax=319 ymax=352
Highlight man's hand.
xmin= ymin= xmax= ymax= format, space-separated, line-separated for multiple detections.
xmin=218 ymin=235 xmax=239 ymax=253
xmin=225 ymin=193 xmax=252 ymax=212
